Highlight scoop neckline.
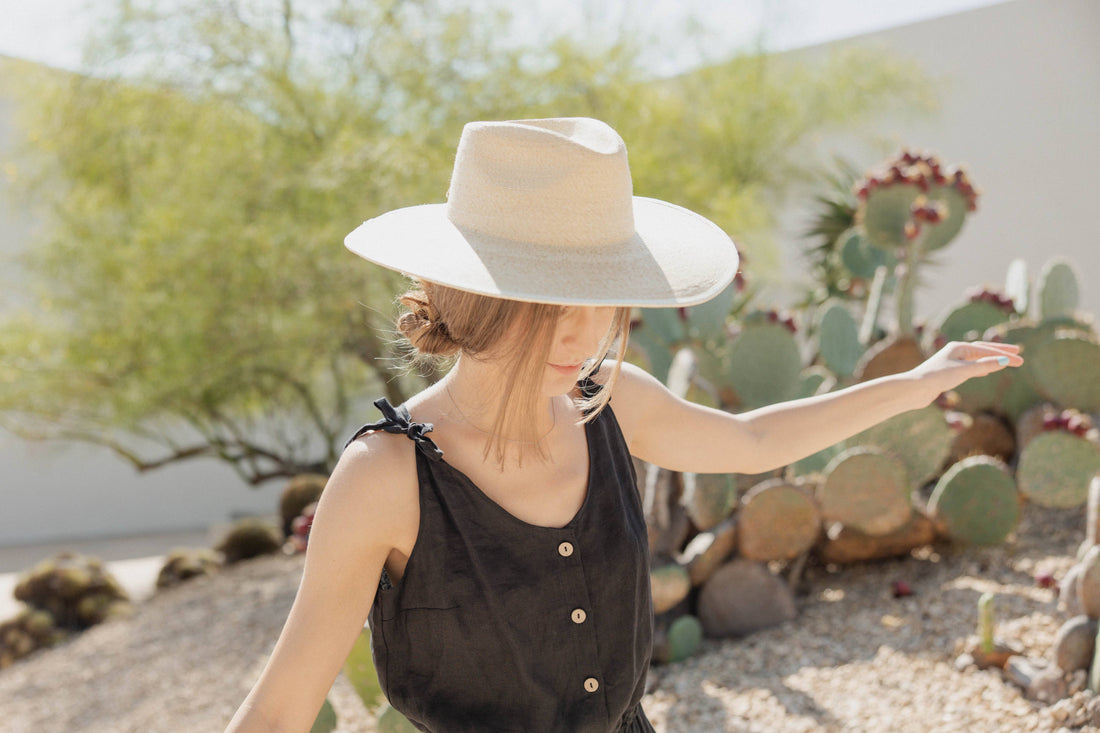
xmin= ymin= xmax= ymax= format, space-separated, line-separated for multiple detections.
xmin=427 ymin=412 xmax=597 ymax=533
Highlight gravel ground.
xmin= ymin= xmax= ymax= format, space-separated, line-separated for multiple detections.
xmin=2 ymin=504 xmax=1098 ymax=732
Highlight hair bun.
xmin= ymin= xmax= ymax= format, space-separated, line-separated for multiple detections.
xmin=397 ymin=291 xmax=461 ymax=356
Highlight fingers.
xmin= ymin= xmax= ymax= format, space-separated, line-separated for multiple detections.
xmin=945 ymin=340 xmax=1024 ymax=367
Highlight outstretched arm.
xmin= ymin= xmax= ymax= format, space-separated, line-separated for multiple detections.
xmin=614 ymin=341 xmax=1022 ymax=475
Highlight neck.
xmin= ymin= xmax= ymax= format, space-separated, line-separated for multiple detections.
xmin=442 ymin=355 xmax=558 ymax=442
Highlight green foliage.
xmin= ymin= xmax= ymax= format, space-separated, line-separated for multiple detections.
xmin=1 ymin=0 xmax=933 ymax=483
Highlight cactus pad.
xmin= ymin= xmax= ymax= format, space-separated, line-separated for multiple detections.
xmin=796 ymin=366 xmax=835 ymax=400
xmin=1017 ymin=431 xmax=1100 ymax=508
xmin=817 ymin=301 xmax=863 ymax=377
xmin=681 ymin=472 xmax=738 ymax=531
xmin=852 ymin=405 xmax=954 ymax=486
xmin=686 ymin=281 xmax=737 ymax=342
xmin=862 ymin=182 xmax=970 ymax=253
xmin=935 ymin=300 xmax=1012 ymax=343
xmin=726 ymin=322 xmax=803 ymax=409
xmin=1028 ymin=334 xmax=1100 ymax=412
xmin=665 ymin=615 xmax=704 ymax=663
xmin=1039 ymin=258 xmax=1081 ymax=321
xmin=928 ymin=455 xmax=1019 ymax=545
xmin=1004 ymin=258 xmax=1029 ymax=316
xmin=737 ymin=479 xmax=822 ymax=561
xmin=840 ymin=228 xmax=895 ymax=279
xmin=819 ymin=447 xmax=912 ymax=536
xmin=786 ymin=441 xmax=846 ymax=479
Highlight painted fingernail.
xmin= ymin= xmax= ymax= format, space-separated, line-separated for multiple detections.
xmin=997 ymin=356 xmax=1009 ymax=366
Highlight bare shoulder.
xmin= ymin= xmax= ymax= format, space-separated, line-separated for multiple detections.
xmin=594 ymin=360 xmax=670 ymax=448
xmin=323 ymin=428 xmax=420 ymax=555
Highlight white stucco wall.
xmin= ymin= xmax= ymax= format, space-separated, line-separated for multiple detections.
xmin=770 ymin=0 xmax=1100 ymax=324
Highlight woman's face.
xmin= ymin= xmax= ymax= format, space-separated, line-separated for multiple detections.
xmin=543 ymin=306 xmax=617 ymax=392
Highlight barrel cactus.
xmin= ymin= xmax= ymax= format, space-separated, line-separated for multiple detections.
xmin=279 ymin=474 xmax=328 ymax=538
xmin=155 ymin=547 xmax=224 ymax=590
xmin=0 ymin=607 xmax=66 ymax=668
xmin=215 ymin=517 xmax=284 ymax=564
xmin=13 ymin=552 xmax=131 ymax=631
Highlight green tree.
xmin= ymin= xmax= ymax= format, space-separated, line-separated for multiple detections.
xmin=0 ymin=0 xmax=933 ymax=484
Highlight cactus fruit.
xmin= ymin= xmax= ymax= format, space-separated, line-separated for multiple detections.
xmin=680 ymin=472 xmax=738 ymax=532
xmin=215 ymin=517 xmax=284 ymax=564
xmin=928 ymin=456 xmax=1019 ymax=545
xmin=1038 ymin=258 xmax=1081 ymax=321
xmin=155 ymin=547 xmax=224 ymax=589
xmin=285 ymin=502 xmax=319 ymax=555
xmin=652 ymin=614 xmax=704 ymax=665
xmin=819 ymin=447 xmax=911 ymax=536
xmin=852 ymin=405 xmax=955 ymax=487
xmin=816 ymin=300 xmax=863 ymax=377
xmin=279 ymin=474 xmax=327 ymax=538
xmin=13 ymin=552 xmax=131 ymax=631
xmin=1053 ymin=616 xmax=1098 ymax=673
xmin=725 ymin=321 xmax=803 ymax=409
xmin=1027 ymin=334 xmax=1100 ymax=412
xmin=855 ymin=150 xmax=978 ymax=253
xmin=1017 ymin=431 xmax=1100 ymax=508
xmin=650 ymin=564 xmax=692 ymax=615
xmin=310 ymin=697 xmax=338 ymax=733
xmin=736 ymin=479 xmax=822 ymax=561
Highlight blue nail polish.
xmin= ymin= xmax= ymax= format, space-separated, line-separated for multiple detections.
xmin=997 ymin=356 xmax=1009 ymax=366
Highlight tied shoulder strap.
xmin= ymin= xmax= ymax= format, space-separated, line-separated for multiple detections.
xmin=344 ymin=398 xmax=445 ymax=461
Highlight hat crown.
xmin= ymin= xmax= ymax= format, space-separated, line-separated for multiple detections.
xmin=445 ymin=118 xmax=636 ymax=247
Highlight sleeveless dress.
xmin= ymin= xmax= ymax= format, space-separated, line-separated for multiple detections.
xmin=345 ymin=381 xmax=657 ymax=733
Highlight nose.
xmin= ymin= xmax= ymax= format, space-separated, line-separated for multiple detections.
xmin=558 ymin=306 xmax=613 ymax=359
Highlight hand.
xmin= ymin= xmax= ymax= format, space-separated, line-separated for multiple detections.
xmin=904 ymin=340 xmax=1024 ymax=408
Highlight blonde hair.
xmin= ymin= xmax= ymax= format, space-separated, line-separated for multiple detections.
xmin=396 ymin=280 xmax=631 ymax=465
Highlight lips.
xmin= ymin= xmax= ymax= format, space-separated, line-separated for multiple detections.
xmin=549 ymin=362 xmax=583 ymax=376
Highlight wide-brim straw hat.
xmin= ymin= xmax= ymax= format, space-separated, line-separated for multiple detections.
xmin=344 ymin=117 xmax=739 ymax=307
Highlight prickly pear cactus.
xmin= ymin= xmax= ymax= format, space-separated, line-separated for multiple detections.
xmin=851 ymin=405 xmax=954 ymax=487
xmin=816 ymin=300 xmax=863 ymax=377
xmin=1017 ymin=430 xmax=1100 ymax=508
xmin=653 ymin=614 xmax=704 ymax=665
xmin=839 ymin=228 xmax=895 ymax=279
xmin=1039 ymin=258 xmax=1081 ymax=321
xmin=681 ymin=472 xmax=738 ymax=532
xmin=928 ymin=455 xmax=1019 ymax=545
xmin=1004 ymin=258 xmax=1029 ymax=316
xmin=819 ymin=447 xmax=911 ymax=536
xmin=795 ymin=366 xmax=835 ymax=400
xmin=934 ymin=291 xmax=1014 ymax=344
xmin=856 ymin=150 xmax=978 ymax=253
xmin=725 ymin=320 xmax=803 ymax=409
xmin=737 ymin=478 xmax=822 ymax=561
xmin=1027 ymin=334 xmax=1100 ymax=412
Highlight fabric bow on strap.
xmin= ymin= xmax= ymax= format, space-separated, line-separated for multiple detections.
xmin=343 ymin=398 xmax=445 ymax=461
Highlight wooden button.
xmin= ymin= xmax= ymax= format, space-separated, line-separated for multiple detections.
xmin=558 ymin=541 xmax=574 ymax=557
xmin=583 ymin=677 xmax=599 ymax=693
xmin=571 ymin=608 xmax=587 ymax=624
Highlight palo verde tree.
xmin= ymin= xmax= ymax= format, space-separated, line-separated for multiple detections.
xmin=0 ymin=0 xmax=933 ymax=485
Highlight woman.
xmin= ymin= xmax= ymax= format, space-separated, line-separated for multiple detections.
xmin=225 ymin=118 xmax=1020 ymax=732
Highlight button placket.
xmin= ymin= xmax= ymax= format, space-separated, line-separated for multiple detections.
xmin=557 ymin=534 xmax=604 ymax=708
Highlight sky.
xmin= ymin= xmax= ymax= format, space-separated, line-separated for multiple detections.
xmin=0 ymin=0 xmax=1011 ymax=76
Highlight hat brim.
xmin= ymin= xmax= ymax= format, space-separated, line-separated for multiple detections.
xmin=344 ymin=196 xmax=739 ymax=307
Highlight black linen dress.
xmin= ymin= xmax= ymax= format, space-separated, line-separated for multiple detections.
xmin=345 ymin=384 xmax=657 ymax=732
